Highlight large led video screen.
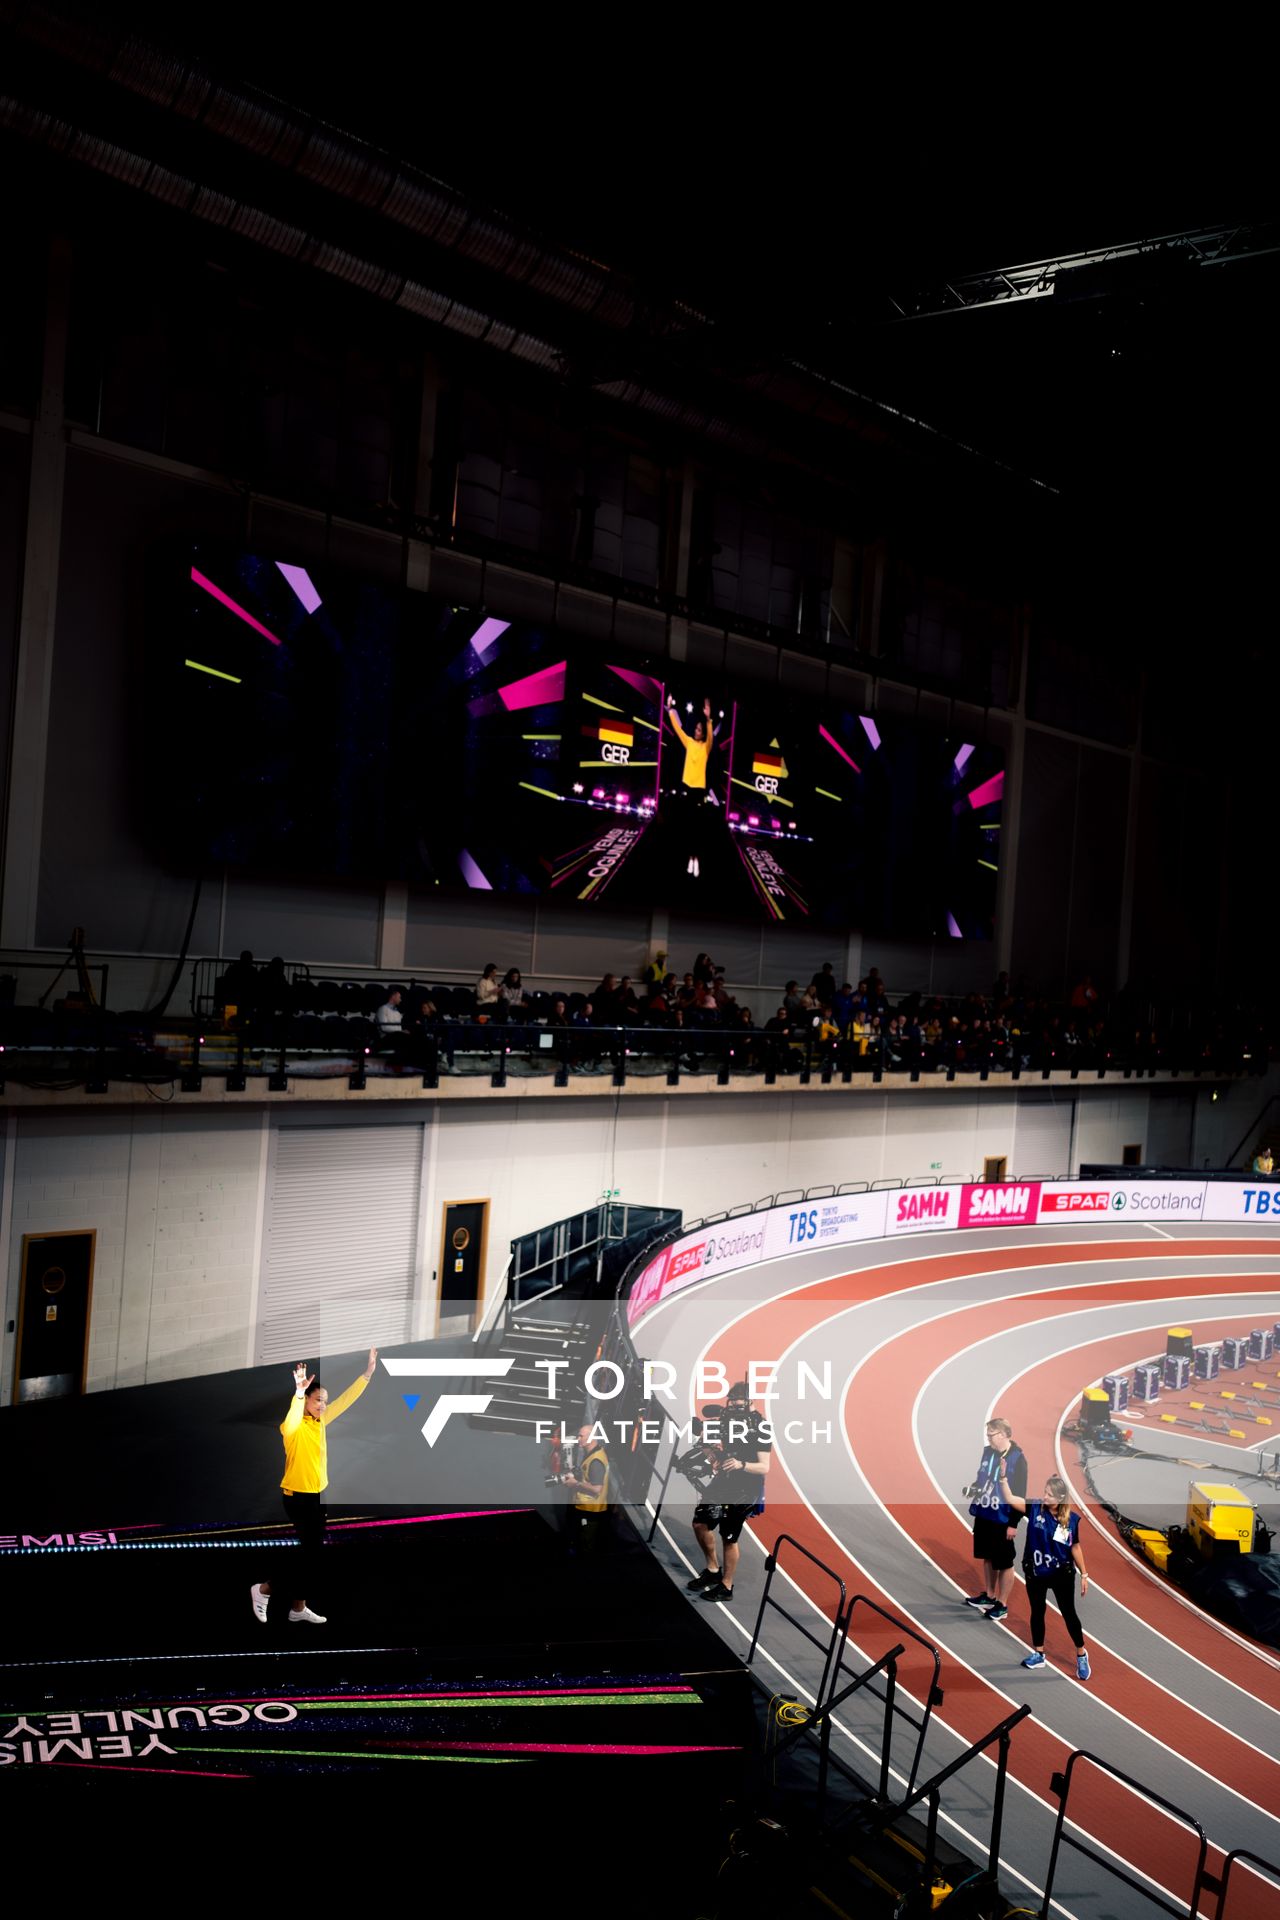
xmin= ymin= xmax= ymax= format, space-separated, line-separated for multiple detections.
xmin=156 ymin=548 xmax=1002 ymax=937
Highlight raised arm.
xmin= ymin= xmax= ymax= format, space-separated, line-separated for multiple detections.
xmin=667 ymin=701 xmax=691 ymax=747
xmin=280 ymin=1360 xmax=313 ymax=1437
xmin=324 ymin=1347 xmax=378 ymax=1424
xmin=997 ymin=1458 xmax=1028 ymax=1513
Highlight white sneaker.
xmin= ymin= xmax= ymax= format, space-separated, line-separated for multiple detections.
xmin=250 ymin=1583 xmax=269 ymax=1624
xmin=288 ymin=1605 xmax=327 ymax=1624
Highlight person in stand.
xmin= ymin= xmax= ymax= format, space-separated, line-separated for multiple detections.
xmin=643 ymin=949 xmax=669 ymax=989
xmin=999 ymin=1466 xmax=1091 ymax=1680
xmin=686 ymin=1380 xmax=771 ymax=1605
xmin=219 ymin=949 xmax=259 ymax=1019
xmin=258 ymin=955 xmax=290 ymax=1013
xmin=1252 ymin=1145 xmax=1275 ymax=1175
xmin=570 ymin=998 xmax=602 ymax=1074
xmin=666 ymin=698 xmax=717 ymax=877
xmin=962 ymin=1415 xmax=1027 ymax=1620
xmin=374 ymin=988 xmax=403 ymax=1036
xmin=498 ymin=968 xmax=530 ymax=1018
xmin=810 ymin=962 xmax=837 ymax=1007
xmin=404 ymin=992 xmax=455 ymax=1072
xmin=560 ymin=1422 xmax=610 ymax=1552
xmin=763 ymin=1006 xmax=794 ymax=1075
xmin=251 ymin=1349 xmax=378 ymax=1627
xmin=475 ymin=963 xmax=502 ymax=1011
xmin=593 ymin=973 xmax=624 ymax=1022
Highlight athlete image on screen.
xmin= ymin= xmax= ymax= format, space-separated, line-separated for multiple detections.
xmin=667 ymin=695 xmax=717 ymax=876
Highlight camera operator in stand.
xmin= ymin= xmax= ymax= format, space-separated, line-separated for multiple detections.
xmin=686 ymin=1380 xmax=771 ymax=1605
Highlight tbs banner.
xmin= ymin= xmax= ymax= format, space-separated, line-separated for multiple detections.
xmin=628 ymin=1192 xmax=889 ymax=1324
xmin=626 ymin=1178 xmax=1273 ymax=1327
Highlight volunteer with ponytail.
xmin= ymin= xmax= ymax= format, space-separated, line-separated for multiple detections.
xmin=999 ymin=1463 xmax=1092 ymax=1681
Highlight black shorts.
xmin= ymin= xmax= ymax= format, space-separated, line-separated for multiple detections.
xmin=694 ymin=1501 xmax=756 ymax=1545
xmin=973 ymin=1515 xmax=1017 ymax=1568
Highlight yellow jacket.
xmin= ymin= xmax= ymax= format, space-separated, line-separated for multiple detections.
xmin=573 ymin=1443 xmax=610 ymax=1513
xmin=669 ymin=713 xmax=711 ymax=789
xmin=280 ymin=1374 xmax=368 ymax=1493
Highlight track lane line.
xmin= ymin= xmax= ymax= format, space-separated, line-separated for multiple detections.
xmin=662 ymin=1240 xmax=1279 ymax=1910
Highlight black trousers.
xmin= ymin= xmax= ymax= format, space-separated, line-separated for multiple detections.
xmin=282 ymin=1490 xmax=326 ymax=1598
xmin=1026 ymin=1568 xmax=1084 ymax=1647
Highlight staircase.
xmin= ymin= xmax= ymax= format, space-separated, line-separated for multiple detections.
xmin=469 ymin=1305 xmax=598 ymax=1438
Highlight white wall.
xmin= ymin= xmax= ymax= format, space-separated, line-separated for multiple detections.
xmin=2 ymin=1109 xmax=264 ymax=1398
xmin=6 ymin=1078 xmax=1247 ymax=1399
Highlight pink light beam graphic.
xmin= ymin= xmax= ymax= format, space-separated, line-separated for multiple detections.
xmin=191 ymin=568 xmax=282 ymax=646
xmin=495 ymin=661 xmax=567 ymax=711
xmin=966 ymin=771 xmax=1005 ymax=810
xmin=469 ymin=617 xmax=511 ymax=657
xmin=274 ymin=563 xmax=322 ymax=614
xmin=458 ymin=851 xmax=493 ymax=891
xmin=859 ymin=716 xmax=882 ymax=751
xmin=818 ymin=725 xmax=860 ymax=772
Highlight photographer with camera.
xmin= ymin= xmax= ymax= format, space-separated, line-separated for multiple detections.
xmin=685 ymin=1380 xmax=771 ymax=1605
xmin=962 ymin=1415 xmax=1027 ymax=1621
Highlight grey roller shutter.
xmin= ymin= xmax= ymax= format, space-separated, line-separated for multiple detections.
xmin=257 ymin=1123 xmax=422 ymax=1364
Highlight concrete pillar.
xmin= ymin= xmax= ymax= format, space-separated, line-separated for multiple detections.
xmin=1 ymin=234 xmax=72 ymax=949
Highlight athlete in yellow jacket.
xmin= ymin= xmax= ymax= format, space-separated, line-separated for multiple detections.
xmin=667 ymin=696 xmax=717 ymax=876
xmin=251 ymin=1349 xmax=377 ymax=1626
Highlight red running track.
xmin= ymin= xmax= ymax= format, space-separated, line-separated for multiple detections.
xmin=679 ymin=1236 xmax=1280 ymax=1918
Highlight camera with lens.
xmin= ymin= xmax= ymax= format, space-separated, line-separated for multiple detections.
xmin=674 ymin=1402 xmax=750 ymax=1492
xmin=543 ymin=1434 xmax=579 ymax=1488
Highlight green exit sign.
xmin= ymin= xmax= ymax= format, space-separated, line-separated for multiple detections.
xmin=930 ymin=1161 xmax=942 ymax=1170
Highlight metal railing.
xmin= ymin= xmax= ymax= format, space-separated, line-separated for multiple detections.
xmin=1039 ymin=1750 xmax=1208 ymax=1920
xmin=746 ymin=1533 xmax=849 ymax=1711
xmin=837 ymin=1594 xmax=944 ymax=1800
xmin=1216 ymin=1847 xmax=1280 ymax=1920
xmin=891 ymin=1701 xmax=1032 ymax=1894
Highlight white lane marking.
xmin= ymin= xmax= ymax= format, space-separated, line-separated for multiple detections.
xmin=820 ymin=1309 xmax=1280 ymax=1833
xmin=908 ymin=1298 xmax=1280 ymax=1724
xmin=1148 ymin=1225 xmax=1173 ymax=1239
xmin=645 ymin=1508 xmax=1079 ymax=1920
xmin=1053 ymin=1410 xmax=1280 ymax=1680
xmin=970 ymin=1306 xmax=1280 ymax=1683
xmin=679 ymin=1263 xmax=1280 ymax=1857
xmin=661 ymin=1238 xmax=1280 ymax=1694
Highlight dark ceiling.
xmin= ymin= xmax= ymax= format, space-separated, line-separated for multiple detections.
xmin=6 ymin=4 xmax=1277 ymax=589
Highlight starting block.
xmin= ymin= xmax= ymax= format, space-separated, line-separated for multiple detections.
xmin=1258 ymin=1415 xmax=1273 ymax=1426
xmin=1190 ymin=1401 xmax=1206 ymax=1410
xmin=1160 ymin=1413 xmax=1177 ymax=1423
xmin=1221 ymin=1390 xmax=1237 ymax=1400
xmin=1229 ymin=1429 xmax=1247 ymax=1439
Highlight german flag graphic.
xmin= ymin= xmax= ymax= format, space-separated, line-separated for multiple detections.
xmin=752 ymin=745 xmax=786 ymax=777
xmin=597 ymin=719 xmax=635 ymax=748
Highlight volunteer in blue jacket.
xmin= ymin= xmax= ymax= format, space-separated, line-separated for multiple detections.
xmin=962 ymin=1416 xmax=1027 ymax=1620
xmin=999 ymin=1464 xmax=1091 ymax=1680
